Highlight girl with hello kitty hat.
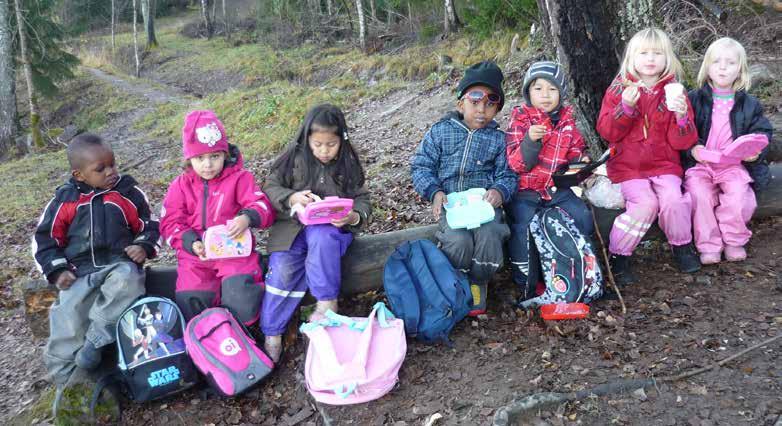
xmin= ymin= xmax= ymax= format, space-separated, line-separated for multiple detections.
xmin=160 ymin=110 xmax=276 ymax=325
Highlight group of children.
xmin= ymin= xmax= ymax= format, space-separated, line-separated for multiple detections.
xmin=33 ymin=27 xmax=772 ymax=402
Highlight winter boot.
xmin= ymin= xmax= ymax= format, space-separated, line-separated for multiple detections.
xmin=609 ymin=254 xmax=637 ymax=287
xmin=74 ymin=341 xmax=102 ymax=371
xmin=309 ymin=299 xmax=338 ymax=322
xmin=468 ymin=283 xmax=488 ymax=317
xmin=264 ymin=335 xmax=282 ymax=364
xmin=724 ymin=245 xmax=747 ymax=262
xmin=672 ymin=243 xmax=701 ymax=273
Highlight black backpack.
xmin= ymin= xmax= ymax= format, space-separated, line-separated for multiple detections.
xmin=91 ymin=297 xmax=199 ymax=418
xmin=519 ymin=207 xmax=604 ymax=308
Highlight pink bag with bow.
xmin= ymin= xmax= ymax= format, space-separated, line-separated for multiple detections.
xmin=300 ymin=302 xmax=406 ymax=405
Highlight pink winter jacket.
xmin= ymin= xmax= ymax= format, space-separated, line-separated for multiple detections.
xmin=160 ymin=145 xmax=275 ymax=259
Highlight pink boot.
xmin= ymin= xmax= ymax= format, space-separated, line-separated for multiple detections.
xmin=700 ymin=252 xmax=721 ymax=265
xmin=724 ymin=246 xmax=747 ymax=262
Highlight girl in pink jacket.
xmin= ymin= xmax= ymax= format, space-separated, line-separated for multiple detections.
xmin=160 ymin=110 xmax=275 ymax=324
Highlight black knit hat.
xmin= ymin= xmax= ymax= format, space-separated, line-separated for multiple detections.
xmin=522 ymin=61 xmax=568 ymax=106
xmin=456 ymin=61 xmax=505 ymax=110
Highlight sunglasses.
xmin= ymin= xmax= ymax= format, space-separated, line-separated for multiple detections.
xmin=463 ymin=90 xmax=501 ymax=107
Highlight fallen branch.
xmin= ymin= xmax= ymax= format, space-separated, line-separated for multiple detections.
xmin=119 ymin=154 xmax=156 ymax=173
xmin=589 ymin=204 xmax=627 ymax=314
xmin=493 ymin=333 xmax=782 ymax=425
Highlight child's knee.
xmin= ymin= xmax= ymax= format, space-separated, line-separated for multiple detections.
xmin=222 ymin=274 xmax=262 ymax=324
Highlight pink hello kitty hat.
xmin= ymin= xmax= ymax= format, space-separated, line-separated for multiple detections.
xmin=182 ymin=109 xmax=229 ymax=159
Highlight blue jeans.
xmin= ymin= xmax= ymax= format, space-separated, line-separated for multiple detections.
xmin=505 ymin=189 xmax=594 ymax=286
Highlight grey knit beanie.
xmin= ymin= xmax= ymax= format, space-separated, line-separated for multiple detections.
xmin=522 ymin=61 xmax=568 ymax=105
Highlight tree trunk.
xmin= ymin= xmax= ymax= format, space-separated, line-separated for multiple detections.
xmin=535 ymin=0 xmax=627 ymax=155
xmin=444 ymin=0 xmax=458 ymax=33
xmin=111 ymin=0 xmax=116 ymax=53
xmin=0 ymin=0 xmax=17 ymax=158
xmin=326 ymin=0 xmax=332 ymax=16
xmin=12 ymin=0 xmax=41 ymax=149
xmin=141 ymin=0 xmax=158 ymax=49
xmin=356 ymin=0 xmax=366 ymax=51
xmin=369 ymin=0 xmax=375 ymax=21
xmin=222 ymin=0 xmax=229 ymax=40
xmin=132 ymin=0 xmax=140 ymax=77
xmin=201 ymin=0 xmax=213 ymax=39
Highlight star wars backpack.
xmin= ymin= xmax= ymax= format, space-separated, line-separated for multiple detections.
xmin=518 ymin=207 xmax=604 ymax=308
xmin=91 ymin=296 xmax=199 ymax=419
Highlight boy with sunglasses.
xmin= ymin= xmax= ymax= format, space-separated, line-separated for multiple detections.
xmin=412 ymin=60 xmax=517 ymax=317
xmin=504 ymin=61 xmax=594 ymax=290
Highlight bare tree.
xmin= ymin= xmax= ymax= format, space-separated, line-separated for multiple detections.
xmin=369 ymin=0 xmax=375 ymax=22
xmin=444 ymin=0 xmax=459 ymax=33
xmin=13 ymin=0 xmax=41 ymax=148
xmin=0 ymin=0 xmax=17 ymax=157
xmin=201 ymin=0 xmax=213 ymax=39
xmin=222 ymin=0 xmax=229 ymax=40
xmin=141 ymin=0 xmax=158 ymax=49
xmin=111 ymin=0 xmax=116 ymax=53
xmin=133 ymin=0 xmax=140 ymax=77
xmin=356 ymin=0 xmax=366 ymax=51
xmin=326 ymin=0 xmax=332 ymax=16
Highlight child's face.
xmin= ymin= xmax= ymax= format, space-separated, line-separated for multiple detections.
xmin=190 ymin=151 xmax=226 ymax=180
xmin=73 ymin=145 xmax=119 ymax=190
xmin=707 ymin=47 xmax=740 ymax=91
xmin=457 ymin=84 xmax=500 ymax=130
xmin=528 ymin=78 xmax=561 ymax=113
xmin=633 ymin=44 xmax=666 ymax=81
xmin=309 ymin=130 xmax=341 ymax=164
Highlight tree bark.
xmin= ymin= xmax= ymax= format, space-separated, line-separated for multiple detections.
xmin=12 ymin=0 xmax=41 ymax=148
xmin=111 ymin=0 xmax=116 ymax=53
xmin=201 ymin=0 xmax=213 ymax=39
xmin=0 ymin=0 xmax=16 ymax=158
xmin=132 ymin=0 xmax=140 ymax=77
xmin=326 ymin=0 xmax=332 ymax=16
xmin=141 ymin=0 xmax=158 ymax=49
xmin=535 ymin=0 xmax=627 ymax=154
xmin=356 ymin=0 xmax=366 ymax=51
xmin=444 ymin=0 xmax=458 ymax=33
xmin=369 ymin=0 xmax=375 ymax=21
xmin=222 ymin=0 xmax=229 ymax=40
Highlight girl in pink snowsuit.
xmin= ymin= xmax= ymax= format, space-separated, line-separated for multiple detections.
xmin=684 ymin=38 xmax=773 ymax=264
xmin=160 ymin=110 xmax=275 ymax=324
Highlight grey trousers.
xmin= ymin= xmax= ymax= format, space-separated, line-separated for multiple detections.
xmin=44 ymin=262 xmax=144 ymax=385
xmin=436 ymin=208 xmax=510 ymax=285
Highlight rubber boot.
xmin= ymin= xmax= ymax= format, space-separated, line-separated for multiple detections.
xmin=467 ymin=283 xmax=488 ymax=317
xmin=74 ymin=341 xmax=102 ymax=371
xmin=672 ymin=243 xmax=701 ymax=273
xmin=609 ymin=254 xmax=637 ymax=287
xmin=264 ymin=335 xmax=282 ymax=364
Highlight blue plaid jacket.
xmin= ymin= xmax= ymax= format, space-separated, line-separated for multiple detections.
xmin=411 ymin=113 xmax=518 ymax=202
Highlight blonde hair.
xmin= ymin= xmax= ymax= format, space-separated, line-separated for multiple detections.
xmin=618 ymin=28 xmax=683 ymax=82
xmin=697 ymin=37 xmax=751 ymax=92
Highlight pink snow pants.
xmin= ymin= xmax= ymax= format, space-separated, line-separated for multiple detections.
xmin=609 ymin=175 xmax=693 ymax=256
xmin=684 ymin=165 xmax=756 ymax=255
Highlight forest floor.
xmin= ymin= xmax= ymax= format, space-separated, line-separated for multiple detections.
xmin=2 ymin=7 xmax=782 ymax=426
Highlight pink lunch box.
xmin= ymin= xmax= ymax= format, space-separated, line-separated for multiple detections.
xmin=296 ymin=197 xmax=353 ymax=225
xmin=203 ymin=221 xmax=252 ymax=259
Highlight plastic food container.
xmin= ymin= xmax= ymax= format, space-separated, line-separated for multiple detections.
xmin=294 ymin=196 xmax=353 ymax=225
xmin=540 ymin=302 xmax=590 ymax=320
xmin=203 ymin=221 xmax=252 ymax=259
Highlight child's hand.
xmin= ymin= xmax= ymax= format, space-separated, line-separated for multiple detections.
xmin=528 ymin=125 xmax=547 ymax=141
xmin=331 ymin=210 xmax=360 ymax=228
xmin=289 ymin=190 xmax=317 ymax=208
xmin=622 ymin=85 xmax=640 ymax=108
xmin=669 ymin=93 xmax=688 ymax=119
xmin=483 ymin=189 xmax=503 ymax=208
xmin=125 ymin=245 xmax=148 ymax=264
xmin=432 ymin=191 xmax=447 ymax=221
xmin=692 ymin=145 xmax=705 ymax=163
xmin=192 ymin=241 xmax=208 ymax=260
xmin=743 ymin=153 xmax=759 ymax=162
xmin=581 ymin=155 xmax=592 ymax=163
xmin=55 ymin=270 xmax=77 ymax=290
xmin=227 ymin=215 xmax=250 ymax=238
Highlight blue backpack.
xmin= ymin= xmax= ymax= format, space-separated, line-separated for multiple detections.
xmin=382 ymin=239 xmax=471 ymax=344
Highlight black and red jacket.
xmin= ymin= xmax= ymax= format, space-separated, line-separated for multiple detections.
xmin=32 ymin=175 xmax=159 ymax=283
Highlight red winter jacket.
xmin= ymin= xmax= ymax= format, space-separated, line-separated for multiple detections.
xmin=596 ymin=74 xmax=698 ymax=183
xmin=160 ymin=145 xmax=275 ymax=260
xmin=506 ymin=104 xmax=585 ymax=199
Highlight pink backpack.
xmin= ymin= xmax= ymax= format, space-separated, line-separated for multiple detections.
xmin=184 ymin=307 xmax=274 ymax=396
xmin=300 ymin=302 xmax=406 ymax=405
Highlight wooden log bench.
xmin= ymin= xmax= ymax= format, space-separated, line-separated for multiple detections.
xmin=24 ymin=164 xmax=782 ymax=338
